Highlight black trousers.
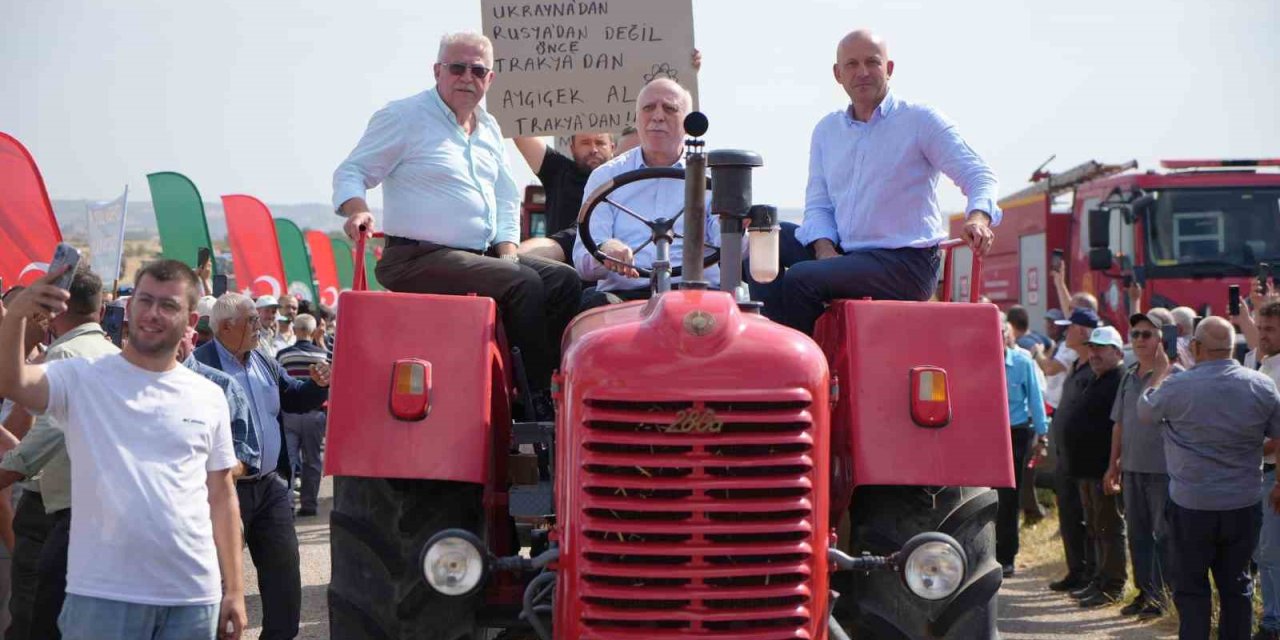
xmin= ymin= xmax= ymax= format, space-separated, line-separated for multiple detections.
xmin=376 ymin=241 xmax=580 ymax=390
xmin=1055 ymin=468 xmax=1094 ymax=580
xmin=996 ymin=426 xmax=1034 ymax=565
xmin=237 ymin=472 xmax=301 ymax=640
xmin=1167 ymin=501 xmax=1260 ymax=640
xmin=29 ymin=509 xmax=69 ymax=640
xmin=1079 ymin=479 xmax=1128 ymax=592
xmin=6 ymin=491 xmax=52 ymax=640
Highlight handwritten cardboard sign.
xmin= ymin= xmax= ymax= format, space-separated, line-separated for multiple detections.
xmin=482 ymin=0 xmax=698 ymax=138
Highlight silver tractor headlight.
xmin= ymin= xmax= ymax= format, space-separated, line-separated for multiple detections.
xmin=420 ymin=529 xmax=487 ymax=597
xmin=899 ymin=532 xmax=968 ymax=601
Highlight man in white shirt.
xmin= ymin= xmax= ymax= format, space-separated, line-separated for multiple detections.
xmin=1248 ymin=301 xmax=1280 ymax=639
xmin=572 ymin=78 xmax=719 ymax=310
xmin=333 ymin=32 xmax=579 ymax=415
xmin=0 ymin=260 xmax=246 ymax=640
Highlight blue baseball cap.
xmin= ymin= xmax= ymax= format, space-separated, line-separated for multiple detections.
xmin=1055 ymin=308 xmax=1100 ymax=329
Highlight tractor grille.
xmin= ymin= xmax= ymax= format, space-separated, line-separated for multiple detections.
xmin=576 ymin=395 xmax=816 ymax=639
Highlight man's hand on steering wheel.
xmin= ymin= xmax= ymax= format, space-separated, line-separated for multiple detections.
xmin=598 ymin=239 xmax=640 ymax=278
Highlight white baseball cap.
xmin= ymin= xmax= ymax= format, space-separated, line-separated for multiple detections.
xmin=254 ymin=295 xmax=279 ymax=309
xmin=195 ymin=295 xmax=217 ymax=318
xmin=1085 ymin=326 xmax=1124 ymax=350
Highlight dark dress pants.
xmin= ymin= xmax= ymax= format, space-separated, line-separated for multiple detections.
xmin=996 ymin=426 xmax=1035 ymax=565
xmin=29 ymin=509 xmax=69 ymax=640
xmin=1079 ymin=478 xmax=1128 ymax=593
xmin=376 ymin=242 xmax=580 ymax=390
xmin=282 ymin=410 xmax=326 ymax=512
xmin=1167 ymin=501 xmax=1260 ymax=640
xmin=1055 ymin=468 xmax=1094 ymax=580
xmin=6 ymin=491 xmax=52 ymax=640
xmin=238 ymin=472 xmax=301 ymax=640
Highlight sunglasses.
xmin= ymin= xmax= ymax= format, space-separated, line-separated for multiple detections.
xmin=442 ymin=62 xmax=490 ymax=79
xmin=1129 ymin=329 xmax=1156 ymax=340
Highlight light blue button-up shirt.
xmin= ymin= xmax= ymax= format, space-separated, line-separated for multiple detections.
xmin=1005 ymin=348 xmax=1048 ymax=435
xmin=796 ymin=92 xmax=1001 ymax=252
xmin=332 ymin=87 xmax=520 ymax=251
xmin=214 ymin=340 xmax=281 ymax=477
xmin=572 ymin=147 xmax=719 ymax=292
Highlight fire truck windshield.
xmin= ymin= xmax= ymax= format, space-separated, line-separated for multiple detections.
xmin=1145 ymin=187 xmax=1280 ymax=271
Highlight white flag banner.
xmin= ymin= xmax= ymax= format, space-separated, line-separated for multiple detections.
xmin=86 ymin=185 xmax=129 ymax=285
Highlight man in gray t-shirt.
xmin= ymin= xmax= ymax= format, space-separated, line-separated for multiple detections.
xmin=1102 ymin=312 xmax=1181 ymax=619
xmin=1140 ymin=317 xmax=1280 ymax=639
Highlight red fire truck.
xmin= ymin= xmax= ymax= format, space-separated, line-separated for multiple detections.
xmin=325 ymin=115 xmax=1013 ymax=639
xmin=947 ymin=158 xmax=1280 ymax=330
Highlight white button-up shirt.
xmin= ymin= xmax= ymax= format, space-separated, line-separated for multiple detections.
xmin=573 ymin=148 xmax=719 ymax=292
xmin=332 ymin=88 xmax=520 ymax=251
xmin=796 ymin=91 xmax=1001 ymax=252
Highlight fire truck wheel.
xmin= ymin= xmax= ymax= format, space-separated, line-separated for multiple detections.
xmin=329 ymin=477 xmax=486 ymax=640
xmin=833 ymin=486 xmax=1001 ymax=640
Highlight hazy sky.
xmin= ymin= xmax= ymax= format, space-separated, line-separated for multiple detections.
xmin=2 ymin=0 xmax=1277 ymax=217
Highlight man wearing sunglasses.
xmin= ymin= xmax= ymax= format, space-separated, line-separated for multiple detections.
xmin=1102 ymin=312 xmax=1181 ymax=620
xmin=333 ymin=32 xmax=580 ymax=419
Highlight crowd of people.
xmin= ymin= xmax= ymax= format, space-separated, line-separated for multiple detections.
xmin=0 ymin=265 xmax=333 ymax=639
xmin=996 ymin=261 xmax=1280 ymax=639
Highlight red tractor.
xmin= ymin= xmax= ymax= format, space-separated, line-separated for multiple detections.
xmin=324 ymin=114 xmax=1014 ymax=639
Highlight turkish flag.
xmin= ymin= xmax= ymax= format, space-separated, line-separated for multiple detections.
xmin=305 ymin=230 xmax=341 ymax=307
xmin=0 ymin=132 xmax=62 ymax=288
xmin=222 ymin=195 xmax=286 ymax=298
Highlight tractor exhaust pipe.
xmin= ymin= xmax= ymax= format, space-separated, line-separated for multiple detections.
xmin=682 ymin=112 xmax=709 ymax=289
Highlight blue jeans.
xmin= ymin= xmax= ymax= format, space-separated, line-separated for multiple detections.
xmin=1258 ymin=468 xmax=1280 ymax=631
xmin=58 ymin=593 xmax=218 ymax=640
xmin=1123 ymin=471 xmax=1171 ymax=601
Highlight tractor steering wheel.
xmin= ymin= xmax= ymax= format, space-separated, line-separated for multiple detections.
xmin=576 ymin=167 xmax=719 ymax=279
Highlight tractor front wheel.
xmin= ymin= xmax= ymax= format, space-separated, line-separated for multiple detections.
xmin=833 ymin=486 xmax=1001 ymax=639
xmin=329 ymin=477 xmax=486 ymax=640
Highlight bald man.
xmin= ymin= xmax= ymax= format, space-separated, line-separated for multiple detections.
xmin=572 ymin=78 xmax=719 ymax=310
xmin=1141 ymin=316 xmax=1280 ymax=639
xmin=765 ymin=30 xmax=1000 ymax=334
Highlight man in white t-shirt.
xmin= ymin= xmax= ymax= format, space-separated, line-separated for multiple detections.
xmin=0 ymin=260 xmax=246 ymax=640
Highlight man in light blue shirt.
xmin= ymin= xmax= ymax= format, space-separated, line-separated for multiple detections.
xmin=997 ymin=315 xmax=1048 ymax=577
xmin=331 ymin=32 xmax=579 ymax=407
xmin=573 ymin=79 xmax=719 ymax=309
xmin=770 ymin=29 xmax=1000 ymax=334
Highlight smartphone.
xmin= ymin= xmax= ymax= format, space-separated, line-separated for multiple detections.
xmin=212 ymin=274 xmax=228 ymax=297
xmin=1050 ymin=249 xmax=1065 ymax=271
xmin=1261 ymin=263 xmax=1272 ymax=296
xmin=48 ymin=243 xmax=81 ymax=290
xmin=1229 ymin=284 xmax=1241 ymax=316
xmin=1133 ymin=264 xmax=1147 ymax=286
xmin=197 ymin=247 xmax=212 ymax=270
xmin=1161 ymin=325 xmax=1179 ymax=361
xmin=1122 ymin=274 xmax=1133 ymax=289
xmin=102 ymin=305 xmax=125 ymax=347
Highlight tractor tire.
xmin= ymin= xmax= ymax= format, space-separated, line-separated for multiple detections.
xmin=833 ymin=486 xmax=1001 ymax=640
xmin=329 ymin=477 xmax=486 ymax=640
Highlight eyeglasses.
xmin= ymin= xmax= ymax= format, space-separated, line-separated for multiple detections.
xmin=1130 ymin=329 xmax=1156 ymax=340
xmin=442 ymin=62 xmax=490 ymax=79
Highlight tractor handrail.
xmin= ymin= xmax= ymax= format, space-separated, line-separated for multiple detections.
xmin=938 ymin=238 xmax=985 ymax=303
xmin=353 ymin=230 xmax=386 ymax=292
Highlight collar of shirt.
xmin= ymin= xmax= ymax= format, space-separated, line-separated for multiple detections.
xmin=1191 ymin=358 xmax=1235 ymax=371
xmin=213 ymin=338 xmax=249 ymax=370
xmin=1004 ymin=347 xmax=1017 ymax=367
xmin=843 ymin=90 xmax=899 ymax=126
xmin=48 ymin=323 xmax=106 ymax=350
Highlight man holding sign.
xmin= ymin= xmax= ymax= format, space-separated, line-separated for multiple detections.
xmin=332 ymin=32 xmax=579 ymax=417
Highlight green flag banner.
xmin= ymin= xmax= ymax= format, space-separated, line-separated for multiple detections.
xmin=147 ymin=172 xmax=215 ymax=272
xmin=331 ymin=237 xmax=355 ymax=290
xmin=273 ymin=218 xmax=318 ymax=303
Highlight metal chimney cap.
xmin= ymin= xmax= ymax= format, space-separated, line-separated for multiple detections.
xmin=707 ymin=149 xmax=763 ymax=168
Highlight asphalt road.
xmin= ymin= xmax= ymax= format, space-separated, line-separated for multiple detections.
xmin=239 ymin=478 xmax=1176 ymax=639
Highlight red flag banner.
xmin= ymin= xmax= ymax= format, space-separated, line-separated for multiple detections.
xmin=221 ymin=195 xmax=286 ymax=298
xmin=0 ymin=132 xmax=63 ymax=287
xmin=304 ymin=230 xmax=341 ymax=307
